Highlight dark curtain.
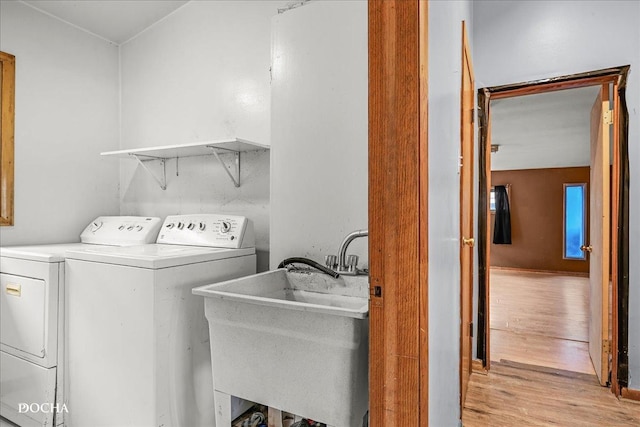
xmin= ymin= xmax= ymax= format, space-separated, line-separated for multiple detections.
xmin=493 ymin=185 xmax=512 ymax=244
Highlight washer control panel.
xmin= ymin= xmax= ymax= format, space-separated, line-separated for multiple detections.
xmin=80 ymin=217 xmax=162 ymax=245
xmin=157 ymin=214 xmax=255 ymax=249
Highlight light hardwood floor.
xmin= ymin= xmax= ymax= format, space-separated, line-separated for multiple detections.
xmin=462 ymin=360 xmax=640 ymax=427
xmin=490 ymin=269 xmax=593 ymax=373
xmin=462 ymin=269 xmax=639 ymax=426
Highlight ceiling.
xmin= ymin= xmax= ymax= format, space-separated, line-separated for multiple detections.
xmin=490 ymin=85 xmax=601 ymax=171
xmin=22 ymin=0 xmax=190 ymax=44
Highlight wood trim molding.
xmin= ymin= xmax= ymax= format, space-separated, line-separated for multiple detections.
xmin=0 ymin=51 xmax=15 ymax=226
xmin=368 ymin=1 xmax=428 ymax=425
xmin=471 ymin=359 xmax=487 ymax=375
xmin=621 ymin=387 xmax=640 ymax=402
xmin=418 ymin=0 xmax=429 ymax=421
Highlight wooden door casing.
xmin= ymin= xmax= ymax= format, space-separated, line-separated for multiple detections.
xmin=368 ymin=0 xmax=429 ymax=425
xmin=588 ymin=85 xmax=611 ymax=386
xmin=459 ymin=20 xmax=475 ymax=409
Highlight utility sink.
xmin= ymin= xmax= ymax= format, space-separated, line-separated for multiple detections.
xmin=193 ymin=269 xmax=369 ymax=427
xmin=195 ymin=268 xmax=369 ymax=318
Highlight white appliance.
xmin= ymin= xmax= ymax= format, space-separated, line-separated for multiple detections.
xmin=0 ymin=217 xmax=162 ymax=427
xmin=64 ymin=214 xmax=257 ymax=427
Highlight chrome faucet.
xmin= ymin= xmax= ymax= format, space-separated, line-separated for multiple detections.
xmin=325 ymin=229 xmax=368 ymax=275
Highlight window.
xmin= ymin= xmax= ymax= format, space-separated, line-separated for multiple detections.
xmin=564 ymin=183 xmax=587 ymax=260
xmin=490 ymin=187 xmax=496 ymax=211
xmin=490 ymin=185 xmax=509 ymax=212
xmin=0 ymin=51 xmax=15 ymax=226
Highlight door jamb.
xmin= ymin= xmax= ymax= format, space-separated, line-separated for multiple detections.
xmin=475 ymin=66 xmax=630 ymax=396
xmin=368 ymin=1 xmax=429 ymax=424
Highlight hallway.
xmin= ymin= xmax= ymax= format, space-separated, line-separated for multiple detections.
xmin=462 ymin=269 xmax=639 ymax=425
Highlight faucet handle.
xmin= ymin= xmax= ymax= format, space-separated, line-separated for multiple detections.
xmin=325 ymin=254 xmax=338 ymax=269
xmin=346 ymin=254 xmax=359 ymax=272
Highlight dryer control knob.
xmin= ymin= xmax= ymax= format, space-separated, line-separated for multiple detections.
xmin=187 ymin=223 xmax=195 ymax=230
xmin=177 ymin=222 xmax=184 ymax=230
xmin=199 ymin=222 xmax=206 ymax=231
xmin=166 ymin=223 xmax=175 ymax=229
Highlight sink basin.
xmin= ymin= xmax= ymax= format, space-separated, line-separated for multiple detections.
xmin=194 ymin=268 xmax=369 ymax=318
xmin=192 ymin=269 xmax=369 ymax=427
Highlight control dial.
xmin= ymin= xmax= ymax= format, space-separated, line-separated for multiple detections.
xmin=221 ymin=221 xmax=232 ymax=233
xmin=199 ymin=222 xmax=206 ymax=231
xmin=90 ymin=221 xmax=103 ymax=233
xmin=177 ymin=222 xmax=184 ymax=230
xmin=187 ymin=223 xmax=195 ymax=230
xmin=166 ymin=223 xmax=175 ymax=229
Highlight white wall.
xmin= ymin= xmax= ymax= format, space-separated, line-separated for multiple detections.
xmin=473 ymin=0 xmax=640 ymax=390
xmin=428 ymin=1 xmax=473 ymax=425
xmin=0 ymin=1 xmax=120 ymax=245
xmin=270 ymin=1 xmax=368 ymax=269
xmin=119 ymin=1 xmax=280 ymax=271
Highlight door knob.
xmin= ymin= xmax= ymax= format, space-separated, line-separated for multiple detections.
xmin=462 ymin=237 xmax=475 ymax=247
xmin=580 ymin=244 xmax=593 ymax=253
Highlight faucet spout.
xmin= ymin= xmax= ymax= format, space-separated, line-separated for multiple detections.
xmin=337 ymin=229 xmax=368 ymax=273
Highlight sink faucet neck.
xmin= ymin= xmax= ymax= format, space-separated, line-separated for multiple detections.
xmin=337 ymin=229 xmax=368 ymax=273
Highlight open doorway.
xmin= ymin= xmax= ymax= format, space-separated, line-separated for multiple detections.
xmin=475 ymin=66 xmax=630 ymax=395
xmin=488 ymin=86 xmax=597 ymax=377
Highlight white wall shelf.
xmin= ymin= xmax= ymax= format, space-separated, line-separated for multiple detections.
xmin=101 ymin=139 xmax=269 ymax=189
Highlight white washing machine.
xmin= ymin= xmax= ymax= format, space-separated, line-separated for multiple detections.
xmin=63 ymin=214 xmax=257 ymax=427
xmin=0 ymin=217 xmax=162 ymax=427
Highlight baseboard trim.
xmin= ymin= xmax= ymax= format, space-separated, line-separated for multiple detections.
xmin=472 ymin=359 xmax=487 ymax=375
xmin=621 ymin=387 xmax=640 ymax=402
xmin=490 ymin=266 xmax=589 ymax=277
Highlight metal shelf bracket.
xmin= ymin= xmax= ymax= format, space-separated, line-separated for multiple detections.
xmin=209 ymin=148 xmax=241 ymax=187
xmin=131 ymin=154 xmax=167 ymax=190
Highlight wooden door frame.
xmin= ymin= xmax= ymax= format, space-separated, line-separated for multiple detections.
xmin=475 ymin=66 xmax=630 ymax=396
xmin=368 ymin=0 xmax=429 ymax=425
xmin=459 ymin=20 xmax=474 ymax=411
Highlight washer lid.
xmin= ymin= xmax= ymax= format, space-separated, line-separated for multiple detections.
xmin=64 ymin=244 xmax=256 ymax=269
xmin=0 ymin=243 xmax=89 ymax=263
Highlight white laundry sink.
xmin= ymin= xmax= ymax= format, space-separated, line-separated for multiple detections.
xmin=193 ymin=269 xmax=369 ymax=427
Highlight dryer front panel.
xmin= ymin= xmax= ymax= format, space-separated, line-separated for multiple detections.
xmin=1 ymin=273 xmax=47 ymax=358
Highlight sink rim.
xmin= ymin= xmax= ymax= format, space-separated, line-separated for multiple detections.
xmin=193 ymin=269 xmax=369 ymax=319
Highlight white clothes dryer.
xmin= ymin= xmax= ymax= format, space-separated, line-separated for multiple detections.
xmin=0 ymin=217 xmax=162 ymax=427
xmin=64 ymin=214 xmax=257 ymax=427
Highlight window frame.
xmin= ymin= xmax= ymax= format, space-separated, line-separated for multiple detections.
xmin=0 ymin=51 xmax=15 ymax=226
xmin=563 ymin=182 xmax=587 ymax=260
xmin=489 ymin=184 xmax=510 ymax=213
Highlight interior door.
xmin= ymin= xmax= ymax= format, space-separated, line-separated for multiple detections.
xmin=587 ymin=84 xmax=611 ymax=386
xmin=459 ymin=21 xmax=475 ymax=408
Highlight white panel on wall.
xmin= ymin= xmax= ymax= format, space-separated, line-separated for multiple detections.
xmin=0 ymin=1 xmax=120 ymax=246
xmin=428 ymin=2 xmax=473 ymax=425
xmin=120 ymin=1 xmax=279 ymax=148
xmin=119 ymin=1 xmax=279 ymax=271
xmin=473 ymin=0 xmax=640 ymax=390
xmin=270 ymin=0 xmax=368 ymax=270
